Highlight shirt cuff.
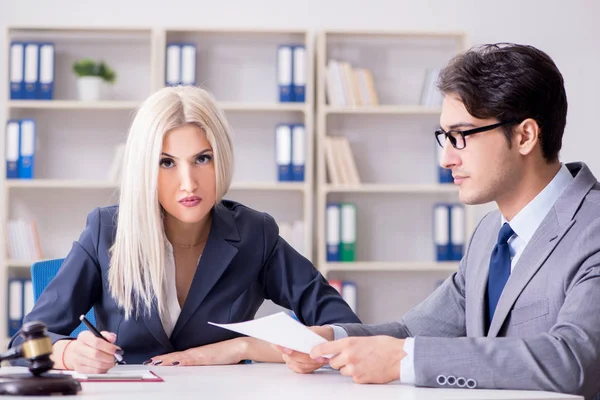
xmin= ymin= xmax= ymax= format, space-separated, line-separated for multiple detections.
xmin=400 ymin=337 xmax=415 ymax=384
xmin=331 ymin=325 xmax=348 ymax=340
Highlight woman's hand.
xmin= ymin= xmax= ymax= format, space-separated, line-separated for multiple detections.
xmin=273 ymin=326 xmax=334 ymax=374
xmin=58 ymin=330 xmax=122 ymax=373
xmin=145 ymin=337 xmax=249 ymax=366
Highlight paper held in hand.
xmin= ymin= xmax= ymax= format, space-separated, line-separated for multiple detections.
xmin=209 ymin=312 xmax=329 ymax=356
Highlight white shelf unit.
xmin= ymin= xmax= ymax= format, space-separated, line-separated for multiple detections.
xmin=1 ymin=27 xmax=314 ymax=349
xmin=157 ymin=27 xmax=315 ymax=263
xmin=316 ymin=30 xmax=472 ymax=323
xmin=1 ymin=26 xmax=157 ymax=350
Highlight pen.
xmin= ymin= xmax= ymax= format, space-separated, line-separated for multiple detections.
xmin=79 ymin=314 xmax=126 ymax=364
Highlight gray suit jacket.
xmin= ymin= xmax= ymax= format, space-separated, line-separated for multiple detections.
xmin=339 ymin=162 xmax=600 ymax=399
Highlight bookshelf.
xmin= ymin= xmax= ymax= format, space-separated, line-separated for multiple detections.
xmin=315 ymin=30 xmax=472 ymax=323
xmin=1 ymin=27 xmax=314 ymax=349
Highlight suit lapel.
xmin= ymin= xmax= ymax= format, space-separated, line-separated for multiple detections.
xmin=143 ymin=301 xmax=176 ymax=352
xmin=487 ymin=162 xmax=596 ymax=337
xmin=487 ymin=212 xmax=572 ymax=337
xmin=471 ymin=216 xmax=500 ymax=337
xmin=171 ymin=204 xmax=240 ymax=339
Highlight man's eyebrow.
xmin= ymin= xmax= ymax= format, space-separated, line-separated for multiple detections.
xmin=446 ymin=122 xmax=477 ymax=130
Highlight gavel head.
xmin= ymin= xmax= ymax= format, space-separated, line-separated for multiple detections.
xmin=19 ymin=321 xmax=54 ymax=376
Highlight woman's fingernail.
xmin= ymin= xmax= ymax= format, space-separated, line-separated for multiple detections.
xmin=142 ymin=359 xmax=152 ymax=365
xmin=115 ymin=349 xmax=124 ymax=356
xmin=153 ymin=360 xmax=163 ymax=366
xmin=171 ymin=361 xmax=180 ymax=366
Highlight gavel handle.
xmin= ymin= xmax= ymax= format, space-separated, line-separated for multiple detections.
xmin=0 ymin=346 xmax=23 ymax=362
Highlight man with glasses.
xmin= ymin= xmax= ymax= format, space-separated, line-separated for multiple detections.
xmin=276 ymin=43 xmax=600 ymax=399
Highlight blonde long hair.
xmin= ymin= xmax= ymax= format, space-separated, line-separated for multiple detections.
xmin=109 ymin=86 xmax=234 ymax=319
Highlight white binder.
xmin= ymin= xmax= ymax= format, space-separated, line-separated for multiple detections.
xmin=38 ymin=43 xmax=55 ymax=99
xmin=326 ymin=203 xmax=341 ymax=262
xmin=450 ymin=204 xmax=466 ymax=260
xmin=23 ymin=280 xmax=34 ymax=317
xmin=166 ymin=44 xmax=182 ymax=86
xmin=291 ymin=124 xmax=305 ymax=182
xmin=24 ymin=42 xmax=39 ymax=99
xmin=5 ymin=120 xmax=20 ymax=179
xmin=292 ymin=45 xmax=306 ymax=102
xmin=275 ymin=124 xmax=292 ymax=181
xmin=277 ymin=45 xmax=293 ymax=102
xmin=434 ymin=204 xmax=450 ymax=261
xmin=181 ymin=44 xmax=196 ymax=85
xmin=10 ymin=42 xmax=24 ymax=99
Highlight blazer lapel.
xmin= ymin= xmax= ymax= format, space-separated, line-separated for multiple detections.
xmin=143 ymin=301 xmax=176 ymax=352
xmin=487 ymin=162 xmax=595 ymax=337
xmin=171 ymin=205 xmax=240 ymax=339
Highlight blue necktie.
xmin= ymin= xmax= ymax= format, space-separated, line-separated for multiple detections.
xmin=486 ymin=223 xmax=514 ymax=332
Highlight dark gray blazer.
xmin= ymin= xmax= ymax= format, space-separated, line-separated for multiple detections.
xmin=10 ymin=200 xmax=360 ymax=364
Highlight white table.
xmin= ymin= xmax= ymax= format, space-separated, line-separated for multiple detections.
xmin=0 ymin=364 xmax=584 ymax=399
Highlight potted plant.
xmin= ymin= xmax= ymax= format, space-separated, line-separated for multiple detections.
xmin=72 ymin=59 xmax=116 ymax=101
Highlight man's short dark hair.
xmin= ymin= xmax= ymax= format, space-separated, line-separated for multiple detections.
xmin=437 ymin=43 xmax=567 ymax=163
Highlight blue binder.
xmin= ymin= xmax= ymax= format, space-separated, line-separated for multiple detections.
xmin=10 ymin=42 xmax=25 ymax=99
xmin=18 ymin=119 xmax=36 ymax=179
xmin=433 ymin=203 xmax=450 ymax=261
xmin=180 ymin=43 xmax=197 ymax=86
xmin=7 ymin=278 xmax=24 ymax=337
xmin=165 ymin=43 xmax=182 ymax=86
xmin=23 ymin=42 xmax=39 ymax=100
xmin=341 ymin=281 xmax=357 ymax=314
xmin=5 ymin=120 xmax=20 ymax=179
xmin=449 ymin=203 xmax=465 ymax=261
xmin=291 ymin=124 xmax=305 ymax=182
xmin=38 ymin=42 xmax=55 ymax=100
xmin=292 ymin=45 xmax=306 ymax=102
xmin=277 ymin=45 xmax=293 ymax=102
xmin=436 ymin=143 xmax=453 ymax=183
xmin=326 ymin=203 xmax=341 ymax=262
xmin=275 ymin=124 xmax=293 ymax=181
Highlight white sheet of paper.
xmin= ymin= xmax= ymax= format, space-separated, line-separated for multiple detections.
xmin=60 ymin=367 xmax=157 ymax=381
xmin=208 ymin=312 xmax=328 ymax=356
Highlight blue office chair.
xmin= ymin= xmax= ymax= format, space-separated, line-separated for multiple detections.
xmin=30 ymin=258 xmax=96 ymax=338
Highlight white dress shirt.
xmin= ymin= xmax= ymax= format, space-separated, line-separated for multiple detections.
xmin=160 ymin=240 xmax=201 ymax=338
xmin=332 ymin=163 xmax=573 ymax=384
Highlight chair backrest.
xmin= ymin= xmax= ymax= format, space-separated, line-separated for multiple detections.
xmin=30 ymin=258 xmax=96 ymax=338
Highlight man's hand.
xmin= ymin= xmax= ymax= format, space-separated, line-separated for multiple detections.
xmin=273 ymin=326 xmax=334 ymax=373
xmin=310 ymin=336 xmax=406 ymax=384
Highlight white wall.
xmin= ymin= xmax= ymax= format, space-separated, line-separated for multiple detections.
xmin=2 ymin=0 xmax=599 ymax=173
xmin=1 ymin=0 xmax=599 ymax=322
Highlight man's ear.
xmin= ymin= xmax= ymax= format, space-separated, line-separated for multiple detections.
xmin=516 ymin=118 xmax=540 ymax=156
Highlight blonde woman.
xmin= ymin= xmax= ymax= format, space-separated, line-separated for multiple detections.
xmin=9 ymin=86 xmax=359 ymax=373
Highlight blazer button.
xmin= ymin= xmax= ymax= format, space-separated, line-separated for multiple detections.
xmin=446 ymin=375 xmax=456 ymax=386
xmin=456 ymin=377 xmax=467 ymax=387
xmin=466 ymin=378 xmax=477 ymax=389
xmin=436 ymin=375 xmax=447 ymax=385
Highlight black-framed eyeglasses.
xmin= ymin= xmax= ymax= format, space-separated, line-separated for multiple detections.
xmin=435 ymin=121 xmax=515 ymax=150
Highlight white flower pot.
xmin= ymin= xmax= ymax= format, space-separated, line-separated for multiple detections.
xmin=77 ymin=76 xmax=103 ymax=101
